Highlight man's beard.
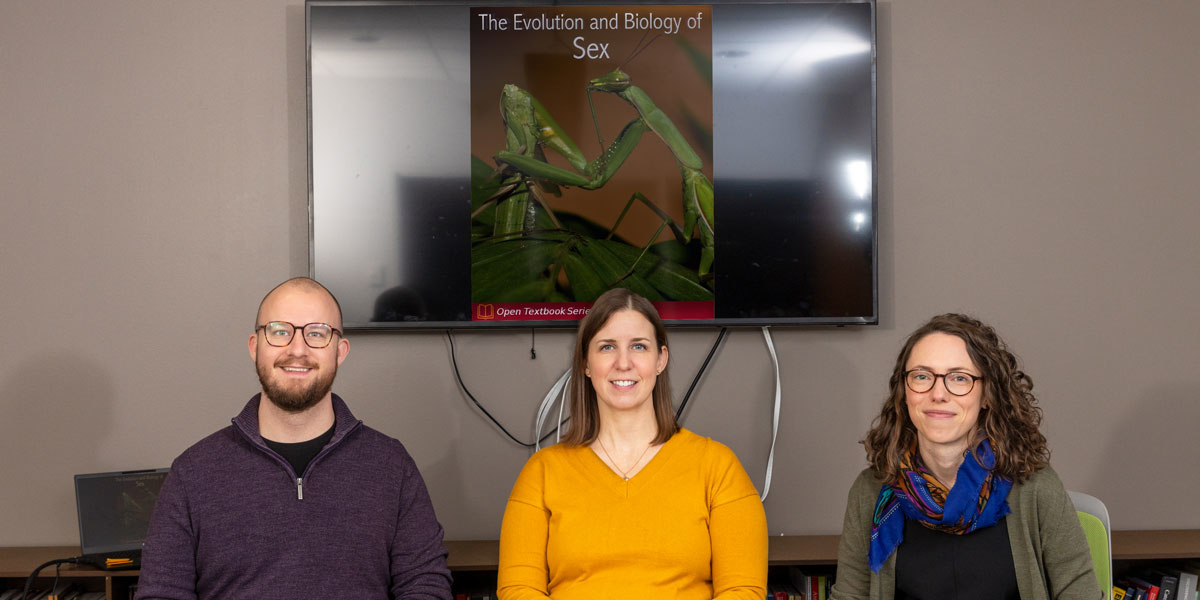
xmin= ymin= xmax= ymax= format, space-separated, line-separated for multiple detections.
xmin=256 ymin=357 xmax=337 ymax=413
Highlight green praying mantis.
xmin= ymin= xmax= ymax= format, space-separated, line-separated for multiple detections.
xmin=475 ymin=65 xmax=716 ymax=292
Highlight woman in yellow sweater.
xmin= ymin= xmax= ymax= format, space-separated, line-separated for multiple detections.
xmin=497 ymin=288 xmax=767 ymax=600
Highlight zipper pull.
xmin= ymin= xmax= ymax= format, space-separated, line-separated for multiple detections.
xmin=296 ymin=477 xmax=304 ymax=500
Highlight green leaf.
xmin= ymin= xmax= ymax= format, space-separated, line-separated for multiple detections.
xmin=596 ymin=239 xmax=714 ymax=301
xmin=472 ymin=236 xmax=568 ymax=302
xmin=574 ymin=239 xmax=663 ymax=301
xmin=553 ymin=211 xmax=629 ymax=244
xmin=647 ymin=238 xmax=695 ymax=266
xmin=561 ymin=252 xmax=607 ymax=302
xmin=471 ymin=155 xmax=503 ymax=212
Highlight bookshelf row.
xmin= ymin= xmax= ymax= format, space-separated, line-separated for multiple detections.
xmin=3 ymin=531 xmax=1199 ymax=599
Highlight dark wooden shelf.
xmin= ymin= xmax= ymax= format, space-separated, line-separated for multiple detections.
xmin=1112 ymin=529 xmax=1200 ymax=561
xmin=767 ymin=535 xmax=841 ymax=566
xmin=445 ymin=540 xmax=501 ymax=571
xmin=447 ymin=530 xmax=1200 ymax=570
xmin=445 ymin=535 xmax=847 ymax=569
xmin=5 ymin=530 xmax=1199 ymax=598
xmin=0 ymin=546 xmax=138 ymax=578
xmin=0 ymin=546 xmax=134 ymax=600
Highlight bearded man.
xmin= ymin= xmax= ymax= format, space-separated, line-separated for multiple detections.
xmin=137 ymin=277 xmax=452 ymax=599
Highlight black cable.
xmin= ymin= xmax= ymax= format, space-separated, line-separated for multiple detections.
xmin=52 ymin=561 xmax=62 ymax=598
xmin=448 ymin=330 xmax=562 ymax=447
xmin=530 ymin=328 xmax=536 ymax=359
xmin=23 ymin=558 xmax=80 ymax=600
xmin=675 ymin=327 xmax=728 ymax=421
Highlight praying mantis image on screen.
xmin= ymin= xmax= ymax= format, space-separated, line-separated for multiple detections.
xmin=471 ymin=43 xmax=715 ymax=304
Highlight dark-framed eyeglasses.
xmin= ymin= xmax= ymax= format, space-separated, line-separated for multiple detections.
xmin=255 ymin=321 xmax=343 ymax=349
xmin=904 ymin=369 xmax=983 ymax=396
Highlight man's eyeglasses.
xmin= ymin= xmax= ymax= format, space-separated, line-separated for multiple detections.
xmin=904 ymin=369 xmax=983 ymax=396
xmin=255 ymin=321 xmax=343 ymax=349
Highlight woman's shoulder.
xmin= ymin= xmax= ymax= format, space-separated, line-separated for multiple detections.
xmin=848 ymin=467 xmax=885 ymax=497
xmin=1026 ymin=463 xmax=1063 ymax=482
xmin=508 ymin=442 xmax=593 ymax=495
xmin=672 ymin=427 xmax=705 ymax=444
xmin=527 ymin=440 xmax=590 ymax=464
xmin=672 ymin=428 xmax=738 ymax=463
xmin=668 ymin=429 xmax=753 ymax=480
xmin=673 ymin=429 xmax=762 ymax=505
xmin=510 ymin=442 xmax=589 ymax=479
xmin=853 ymin=466 xmax=881 ymax=484
xmin=1007 ymin=464 xmax=1077 ymax=521
xmin=1014 ymin=464 xmax=1067 ymax=495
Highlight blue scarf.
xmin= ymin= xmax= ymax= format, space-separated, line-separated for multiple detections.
xmin=868 ymin=439 xmax=1013 ymax=572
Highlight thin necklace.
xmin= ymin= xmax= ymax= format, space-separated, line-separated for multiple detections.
xmin=596 ymin=437 xmax=653 ymax=481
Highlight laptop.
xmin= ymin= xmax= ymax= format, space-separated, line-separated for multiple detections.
xmin=73 ymin=468 xmax=169 ymax=570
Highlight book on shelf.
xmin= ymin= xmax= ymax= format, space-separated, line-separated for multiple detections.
xmin=1142 ymin=568 xmax=1180 ymax=600
xmin=47 ymin=581 xmax=74 ymax=600
xmin=766 ymin=581 xmax=804 ymax=599
xmin=805 ymin=573 xmax=829 ymax=600
xmin=1181 ymin=568 xmax=1200 ymax=600
xmin=453 ymin=591 xmax=496 ymax=599
xmin=786 ymin=566 xmax=810 ymax=600
xmin=4 ymin=582 xmax=74 ymax=600
xmin=785 ymin=567 xmax=831 ymax=600
xmin=1122 ymin=576 xmax=1161 ymax=600
xmin=1121 ymin=586 xmax=1148 ymax=600
xmin=1166 ymin=562 xmax=1200 ymax=600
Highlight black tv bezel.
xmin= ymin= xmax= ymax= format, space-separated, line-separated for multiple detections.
xmin=306 ymin=0 xmax=878 ymax=330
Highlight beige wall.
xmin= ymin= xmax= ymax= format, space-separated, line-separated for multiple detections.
xmin=2 ymin=0 xmax=1197 ymax=546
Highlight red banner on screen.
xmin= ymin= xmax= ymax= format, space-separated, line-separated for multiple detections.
xmin=472 ymin=302 xmax=713 ymax=322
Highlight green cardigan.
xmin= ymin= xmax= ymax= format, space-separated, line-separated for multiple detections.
xmin=829 ymin=466 xmax=1103 ymax=600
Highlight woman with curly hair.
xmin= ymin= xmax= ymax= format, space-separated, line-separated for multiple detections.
xmin=830 ymin=314 xmax=1101 ymax=600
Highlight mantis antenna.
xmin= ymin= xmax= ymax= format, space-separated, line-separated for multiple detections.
xmin=620 ymin=31 xmax=665 ymax=70
xmin=586 ymin=31 xmax=664 ymax=152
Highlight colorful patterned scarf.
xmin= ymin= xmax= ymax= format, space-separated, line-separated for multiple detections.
xmin=867 ymin=438 xmax=1013 ymax=572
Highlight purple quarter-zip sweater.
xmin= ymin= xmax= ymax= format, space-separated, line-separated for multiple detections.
xmin=136 ymin=394 xmax=452 ymax=599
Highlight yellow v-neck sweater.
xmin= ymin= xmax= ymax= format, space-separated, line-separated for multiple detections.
xmin=498 ymin=428 xmax=767 ymax=600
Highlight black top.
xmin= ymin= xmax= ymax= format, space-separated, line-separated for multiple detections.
xmin=895 ymin=516 xmax=1020 ymax=600
xmin=263 ymin=422 xmax=336 ymax=477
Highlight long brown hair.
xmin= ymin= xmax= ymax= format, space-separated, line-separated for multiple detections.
xmin=862 ymin=313 xmax=1049 ymax=484
xmin=560 ymin=288 xmax=678 ymax=446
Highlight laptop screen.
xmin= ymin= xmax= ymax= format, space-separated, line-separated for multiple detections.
xmin=74 ymin=469 xmax=169 ymax=555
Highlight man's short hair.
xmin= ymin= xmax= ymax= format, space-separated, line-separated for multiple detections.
xmin=255 ymin=277 xmax=344 ymax=329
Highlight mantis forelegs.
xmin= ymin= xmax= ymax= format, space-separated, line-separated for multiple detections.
xmin=488 ymin=72 xmax=716 ymax=284
xmin=588 ymin=70 xmax=716 ymax=276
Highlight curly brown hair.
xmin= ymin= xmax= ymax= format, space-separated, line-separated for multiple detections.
xmin=862 ymin=313 xmax=1049 ymax=484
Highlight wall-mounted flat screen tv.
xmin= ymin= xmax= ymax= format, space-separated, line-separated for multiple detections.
xmin=308 ymin=0 xmax=876 ymax=328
